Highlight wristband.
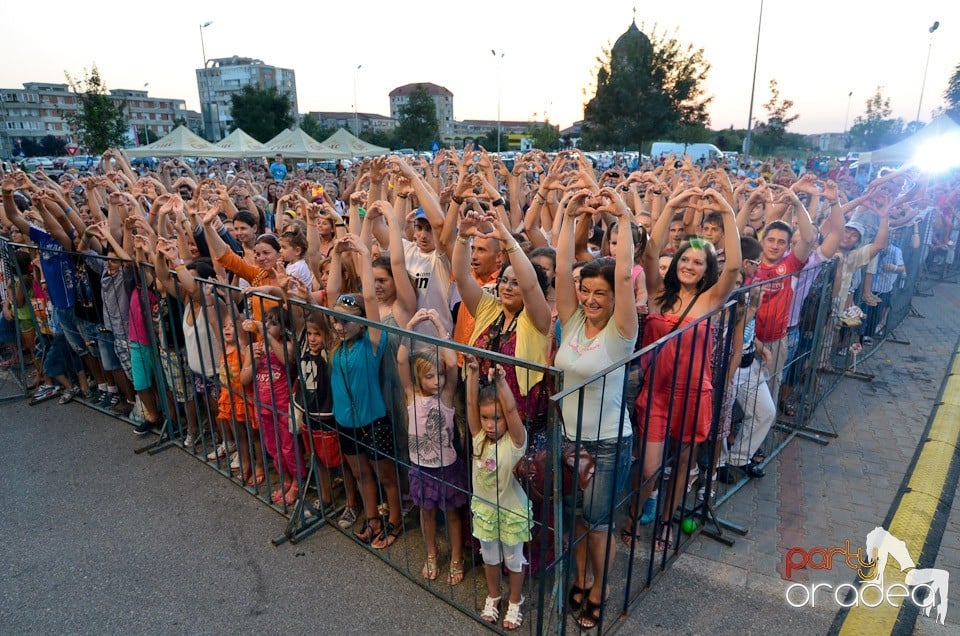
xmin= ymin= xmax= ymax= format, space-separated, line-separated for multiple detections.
xmin=172 ymin=259 xmax=185 ymax=268
xmin=397 ymin=193 xmax=409 ymax=199
xmin=64 ymin=207 xmax=73 ymax=214
xmin=334 ymin=222 xmax=346 ymax=228
xmin=492 ymin=197 xmax=506 ymax=208
xmin=357 ymin=207 xmax=366 ymax=218
xmin=452 ymin=195 xmax=465 ymax=205
xmin=174 ymin=265 xmax=187 ymax=272
xmin=1 ymin=189 xmax=12 ymax=195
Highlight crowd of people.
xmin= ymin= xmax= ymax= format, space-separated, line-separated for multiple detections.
xmin=1 ymin=145 xmax=957 ymax=630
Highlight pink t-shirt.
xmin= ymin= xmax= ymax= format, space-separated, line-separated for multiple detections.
xmin=129 ymin=287 xmax=156 ymax=345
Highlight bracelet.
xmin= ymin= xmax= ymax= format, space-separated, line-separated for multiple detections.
xmin=504 ymin=242 xmax=520 ymax=254
xmin=533 ymin=192 xmax=546 ymax=204
xmin=1 ymin=189 xmax=12 ymax=195
xmin=172 ymin=259 xmax=185 ymax=268
xmin=456 ymin=235 xmax=471 ymax=245
xmin=64 ymin=207 xmax=73 ymax=214
xmin=174 ymin=265 xmax=187 ymax=272
xmin=492 ymin=197 xmax=506 ymax=208
xmin=334 ymin=222 xmax=346 ymax=228
xmin=452 ymin=195 xmax=465 ymax=205
xmin=397 ymin=194 xmax=409 ymax=199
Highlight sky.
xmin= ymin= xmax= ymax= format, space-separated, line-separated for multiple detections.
xmin=2 ymin=0 xmax=958 ymax=136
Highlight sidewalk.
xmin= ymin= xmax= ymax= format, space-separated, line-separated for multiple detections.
xmin=619 ymin=279 xmax=960 ymax=635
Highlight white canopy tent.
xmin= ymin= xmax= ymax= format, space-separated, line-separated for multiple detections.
xmin=214 ymin=128 xmax=267 ymax=158
xmin=263 ymin=128 xmax=350 ymax=159
xmin=125 ymin=125 xmax=222 ymax=158
xmin=317 ymin=128 xmax=389 ymax=158
xmin=858 ymin=114 xmax=960 ymax=165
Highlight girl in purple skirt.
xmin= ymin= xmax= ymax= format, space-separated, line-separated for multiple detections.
xmin=398 ymin=309 xmax=468 ymax=585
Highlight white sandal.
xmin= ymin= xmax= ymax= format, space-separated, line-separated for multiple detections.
xmin=503 ymin=596 xmax=524 ymax=630
xmin=480 ymin=596 xmax=501 ymax=623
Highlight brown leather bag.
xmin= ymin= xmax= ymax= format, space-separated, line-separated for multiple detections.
xmin=513 ymin=442 xmax=596 ymax=501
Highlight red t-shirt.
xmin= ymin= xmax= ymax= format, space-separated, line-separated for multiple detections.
xmin=750 ymin=252 xmax=808 ymax=341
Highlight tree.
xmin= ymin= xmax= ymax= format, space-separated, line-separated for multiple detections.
xmin=394 ymin=84 xmax=439 ymax=150
xmin=40 ymin=135 xmax=67 ymax=156
xmin=582 ymin=23 xmax=712 ymax=150
xmin=946 ymin=62 xmax=960 ymax=117
xmin=229 ymin=86 xmax=294 ymax=143
xmin=359 ymin=128 xmax=396 ymax=149
xmin=847 ymin=87 xmax=904 ymax=151
xmin=299 ymin=113 xmax=336 ymax=142
xmin=63 ymin=65 xmax=128 ymax=154
xmin=754 ymin=79 xmax=800 ymax=151
xmin=526 ymin=121 xmax=561 ymax=151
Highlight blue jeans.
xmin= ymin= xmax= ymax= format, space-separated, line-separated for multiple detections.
xmin=564 ymin=435 xmax=633 ymax=533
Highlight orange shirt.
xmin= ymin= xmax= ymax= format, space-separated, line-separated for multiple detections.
xmin=216 ymin=250 xmax=278 ymax=322
xmin=453 ymin=267 xmax=500 ymax=365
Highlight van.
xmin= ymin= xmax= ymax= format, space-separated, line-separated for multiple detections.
xmin=650 ymin=142 xmax=723 ymax=164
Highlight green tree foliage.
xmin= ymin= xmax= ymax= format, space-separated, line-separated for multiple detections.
xmin=40 ymin=135 xmax=67 ymax=156
xmin=359 ymin=128 xmax=397 ymax=149
xmin=299 ymin=114 xmax=336 ymax=142
xmin=526 ymin=121 xmax=561 ymax=151
xmin=229 ymin=86 xmax=294 ymax=143
xmin=848 ymin=87 xmax=904 ymax=151
xmin=63 ymin=65 xmax=128 ymax=154
xmin=946 ymin=62 xmax=960 ymax=117
xmin=582 ymin=23 xmax=712 ymax=150
xmin=752 ymin=79 xmax=800 ymax=152
xmin=394 ymin=84 xmax=439 ymax=150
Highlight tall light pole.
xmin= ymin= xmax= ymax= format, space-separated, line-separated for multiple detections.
xmin=915 ymin=20 xmax=940 ymax=123
xmin=353 ymin=64 xmax=362 ymax=136
xmin=742 ymin=0 xmax=764 ymax=162
xmin=199 ymin=21 xmax=214 ymax=140
xmin=141 ymin=82 xmax=150 ymax=146
xmin=491 ymin=49 xmax=504 ymax=152
xmin=842 ymin=90 xmax=854 ymax=151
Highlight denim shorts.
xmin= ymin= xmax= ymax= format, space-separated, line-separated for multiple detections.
xmin=96 ymin=329 xmax=120 ymax=372
xmin=564 ymin=435 xmax=633 ymax=533
xmin=55 ymin=308 xmax=98 ymax=358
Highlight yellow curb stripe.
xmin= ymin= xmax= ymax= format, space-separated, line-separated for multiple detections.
xmin=838 ymin=339 xmax=960 ymax=636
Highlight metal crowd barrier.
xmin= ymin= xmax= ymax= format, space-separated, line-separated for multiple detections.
xmin=0 ymin=229 xmax=938 ymax=635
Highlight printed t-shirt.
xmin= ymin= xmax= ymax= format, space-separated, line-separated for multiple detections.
xmin=752 ymin=252 xmax=807 ymax=341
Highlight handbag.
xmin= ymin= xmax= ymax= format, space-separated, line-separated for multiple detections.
xmin=303 ymin=426 xmax=343 ymax=469
xmin=513 ymin=441 xmax=596 ymax=501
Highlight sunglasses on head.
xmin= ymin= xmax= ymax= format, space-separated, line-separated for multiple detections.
xmin=744 ymin=258 xmax=761 ymax=267
xmin=337 ymin=294 xmax=360 ymax=308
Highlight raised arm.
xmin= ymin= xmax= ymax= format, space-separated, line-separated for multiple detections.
xmin=556 ymin=190 xmax=591 ymax=325
xmin=701 ymin=188 xmax=742 ymax=308
xmin=600 ymin=187 xmax=639 ymax=340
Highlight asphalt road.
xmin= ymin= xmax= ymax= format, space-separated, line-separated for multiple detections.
xmin=0 ymin=397 xmax=487 ymax=635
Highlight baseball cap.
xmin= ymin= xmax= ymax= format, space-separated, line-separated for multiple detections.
xmin=844 ymin=220 xmax=866 ymax=240
xmin=413 ymin=207 xmax=428 ymax=222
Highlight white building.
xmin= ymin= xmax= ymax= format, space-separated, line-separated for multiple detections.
xmin=196 ymin=57 xmax=298 ymax=142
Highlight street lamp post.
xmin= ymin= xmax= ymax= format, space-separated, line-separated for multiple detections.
xmin=353 ymin=64 xmax=362 ymax=136
xmin=199 ymin=21 xmax=214 ymax=140
xmin=842 ymin=90 xmax=853 ymax=149
xmin=491 ymin=49 xmax=504 ymax=153
xmin=742 ymin=0 xmax=764 ymax=162
xmin=915 ymin=20 xmax=940 ymax=123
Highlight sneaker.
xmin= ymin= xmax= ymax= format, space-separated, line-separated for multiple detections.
xmin=58 ymin=386 xmax=81 ymax=405
xmin=31 ymin=383 xmax=57 ymax=400
xmin=183 ymin=433 xmax=196 ymax=450
xmin=338 ymin=506 xmax=359 ymax=529
xmin=133 ymin=418 xmax=158 ymax=436
xmin=206 ymin=441 xmax=237 ymax=461
xmin=229 ymin=451 xmax=240 ymax=470
xmin=110 ymin=400 xmax=134 ymax=417
xmin=95 ymin=391 xmax=114 ymax=409
xmin=862 ymin=336 xmax=873 ymax=346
